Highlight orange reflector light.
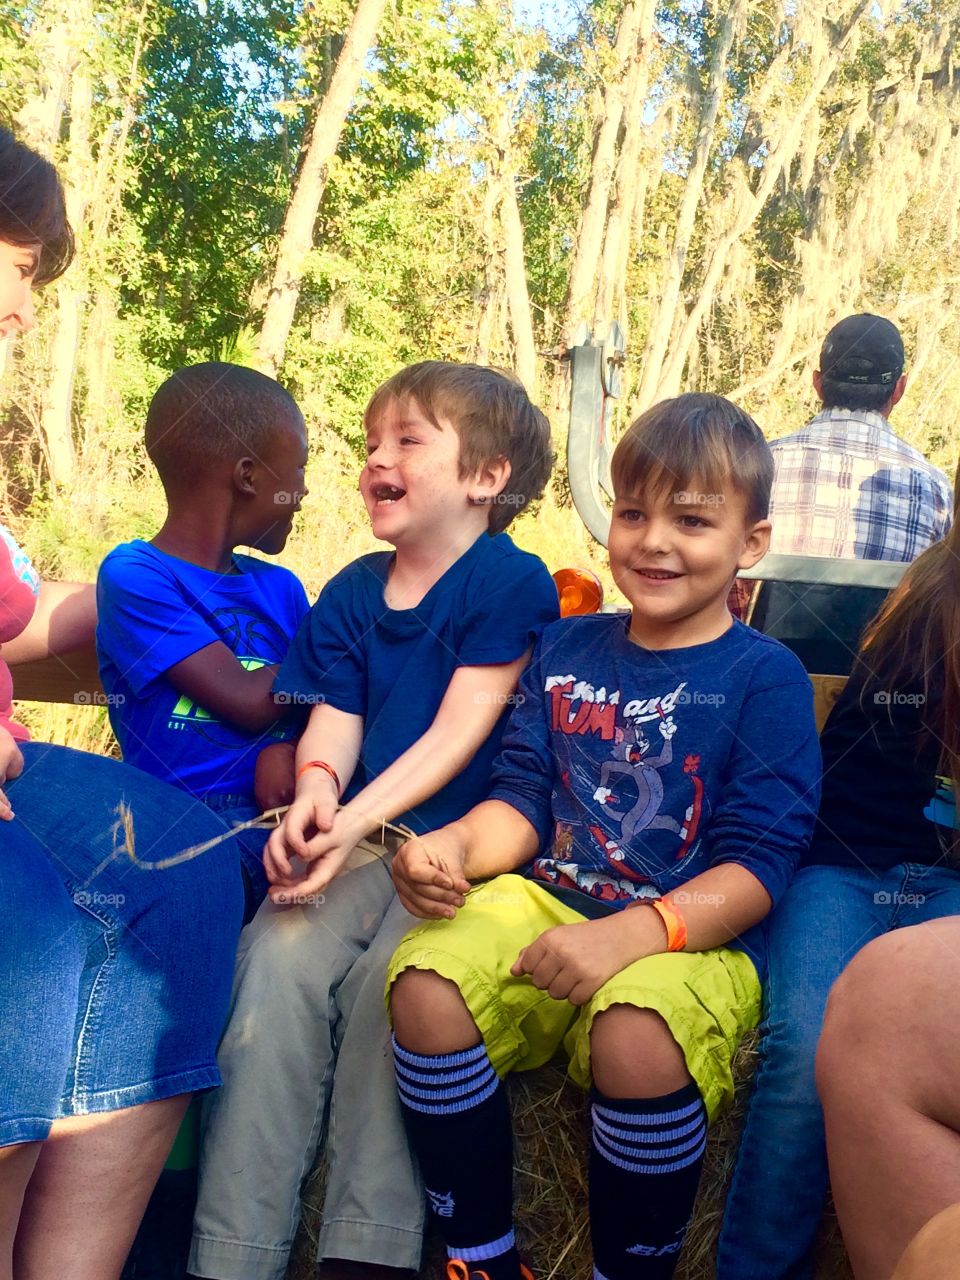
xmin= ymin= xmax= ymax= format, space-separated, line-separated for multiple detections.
xmin=553 ymin=567 xmax=603 ymax=617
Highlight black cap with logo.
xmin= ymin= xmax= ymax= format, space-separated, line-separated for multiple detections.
xmin=819 ymin=314 xmax=905 ymax=387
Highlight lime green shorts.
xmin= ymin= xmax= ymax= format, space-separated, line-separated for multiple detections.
xmin=386 ymin=874 xmax=761 ymax=1119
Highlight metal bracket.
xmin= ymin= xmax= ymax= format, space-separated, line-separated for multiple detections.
xmin=566 ymin=322 xmax=625 ymax=547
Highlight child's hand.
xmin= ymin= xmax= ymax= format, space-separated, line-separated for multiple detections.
xmin=391 ymin=830 xmax=471 ymax=919
xmin=0 ymin=728 xmax=23 ymax=821
xmin=266 ymin=805 xmax=366 ymax=903
xmin=254 ymin=741 xmax=297 ymax=812
xmin=264 ymin=772 xmax=339 ymax=890
xmin=511 ymin=912 xmax=659 ymax=1006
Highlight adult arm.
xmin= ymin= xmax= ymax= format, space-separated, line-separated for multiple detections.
xmin=3 ymin=581 xmax=95 ymax=662
xmin=0 ymin=526 xmax=40 ymax=647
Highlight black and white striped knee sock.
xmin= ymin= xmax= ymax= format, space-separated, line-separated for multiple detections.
xmin=589 ymin=1083 xmax=708 ymax=1279
xmin=393 ymin=1037 xmax=521 ymax=1279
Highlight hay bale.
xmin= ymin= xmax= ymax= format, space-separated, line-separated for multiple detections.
xmin=287 ymin=1036 xmax=853 ymax=1279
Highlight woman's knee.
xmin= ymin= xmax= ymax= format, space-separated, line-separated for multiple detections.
xmin=390 ymin=968 xmax=479 ymax=1053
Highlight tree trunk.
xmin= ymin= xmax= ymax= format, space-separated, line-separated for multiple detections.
xmin=15 ymin=4 xmax=76 ymax=153
xmin=594 ymin=7 xmax=657 ymax=340
xmin=40 ymin=44 xmax=95 ymax=490
xmin=255 ymin=0 xmax=388 ymax=378
xmin=635 ymin=0 xmax=742 ymax=406
xmin=500 ymin=172 xmax=537 ymax=396
xmin=475 ymin=176 xmax=503 ymax=366
xmin=560 ymin=0 xmax=646 ymax=348
xmin=91 ymin=0 xmax=153 ymax=246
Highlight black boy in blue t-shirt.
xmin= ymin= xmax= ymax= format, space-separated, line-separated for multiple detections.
xmin=97 ymin=362 xmax=310 ymax=912
xmin=189 ymin=363 xmax=559 ymax=1280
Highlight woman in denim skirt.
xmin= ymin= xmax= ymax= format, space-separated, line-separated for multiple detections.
xmin=0 ymin=127 xmax=243 ymax=1279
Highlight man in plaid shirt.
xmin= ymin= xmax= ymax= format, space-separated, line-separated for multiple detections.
xmin=768 ymin=314 xmax=952 ymax=559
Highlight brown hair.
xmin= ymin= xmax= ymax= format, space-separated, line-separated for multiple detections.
xmin=857 ymin=462 xmax=960 ymax=817
xmin=0 ymin=126 xmax=74 ymax=284
xmin=364 ymin=361 xmax=553 ymax=534
xmin=611 ymin=392 xmax=773 ymax=523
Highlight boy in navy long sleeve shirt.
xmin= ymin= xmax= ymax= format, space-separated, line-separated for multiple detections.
xmin=387 ymin=393 xmax=821 ymax=1280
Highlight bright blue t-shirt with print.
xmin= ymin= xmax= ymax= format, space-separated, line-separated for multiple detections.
xmin=97 ymin=540 xmax=309 ymax=800
xmin=276 ymin=531 xmax=559 ymax=835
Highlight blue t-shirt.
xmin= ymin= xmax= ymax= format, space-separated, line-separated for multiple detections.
xmin=97 ymin=540 xmax=309 ymax=800
xmin=276 ymin=532 xmax=559 ymax=834
xmin=489 ymin=614 xmax=821 ymax=969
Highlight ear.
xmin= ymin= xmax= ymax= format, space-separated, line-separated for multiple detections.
xmin=886 ymin=372 xmax=907 ymax=412
xmin=469 ymin=456 xmax=512 ymax=507
xmin=233 ymin=456 xmax=257 ymax=497
xmin=812 ymin=368 xmax=824 ymax=402
xmin=737 ymin=518 xmax=772 ymax=572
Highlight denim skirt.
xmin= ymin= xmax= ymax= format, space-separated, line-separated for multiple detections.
xmin=0 ymin=741 xmax=244 ymax=1145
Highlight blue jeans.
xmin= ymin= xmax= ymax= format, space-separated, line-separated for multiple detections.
xmin=0 ymin=742 xmax=244 ymax=1146
xmin=717 ymin=861 xmax=960 ymax=1280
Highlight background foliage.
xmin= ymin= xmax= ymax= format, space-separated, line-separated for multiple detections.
xmin=3 ymin=0 xmax=960 ymax=739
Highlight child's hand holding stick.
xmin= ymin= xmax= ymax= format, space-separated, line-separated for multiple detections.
xmin=392 ymin=828 xmax=471 ymax=919
xmin=263 ymin=769 xmax=339 ymax=890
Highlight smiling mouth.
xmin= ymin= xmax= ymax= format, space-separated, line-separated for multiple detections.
xmin=636 ymin=567 xmax=682 ymax=580
xmin=372 ymin=483 xmax=406 ymax=505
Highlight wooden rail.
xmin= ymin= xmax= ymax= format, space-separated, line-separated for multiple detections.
xmin=8 ymin=641 xmax=103 ymax=705
xmin=7 ymin=642 xmax=848 ymax=735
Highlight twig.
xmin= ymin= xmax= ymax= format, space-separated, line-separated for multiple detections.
xmin=115 ymin=801 xmax=416 ymax=871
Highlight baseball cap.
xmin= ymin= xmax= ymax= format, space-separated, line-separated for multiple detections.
xmin=819 ymin=314 xmax=904 ymax=387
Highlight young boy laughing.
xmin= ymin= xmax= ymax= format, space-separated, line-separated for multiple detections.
xmin=189 ymin=362 xmax=558 ymax=1280
xmin=387 ymin=392 xmax=821 ymax=1280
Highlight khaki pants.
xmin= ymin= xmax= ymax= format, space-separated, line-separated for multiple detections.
xmin=189 ymin=848 xmax=424 ymax=1280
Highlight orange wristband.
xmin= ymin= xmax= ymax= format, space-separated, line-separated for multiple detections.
xmin=295 ymin=760 xmax=342 ymax=795
xmin=648 ymin=896 xmax=687 ymax=952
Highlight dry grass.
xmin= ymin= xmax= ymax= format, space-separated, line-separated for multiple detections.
xmin=287 ymin=1035 xmax=853 ymax=1280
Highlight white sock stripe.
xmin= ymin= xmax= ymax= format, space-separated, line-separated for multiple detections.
xmin=594 ymin=1128 xmax=708 ymax=1175
xmin=397 ymin=1071 xmax=501 ymax=1114
xmin=592 ymin=1097 xmax=703 ymax=1128
xmin=592 ymin=1108 xmax=705 ymax=1147
xmin=594 ymin=1122 xmax=707 ymax=1165
xmin=395 ymin=1055 xmax=494 ymax=1093
xmin=448 ymin=1229 xmax=516 ymax=1262
xmin=392 ymin=1037 xmax=487 ymax=1070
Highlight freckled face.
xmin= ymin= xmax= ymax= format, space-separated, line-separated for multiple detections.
xmin=359 ymin=396 xmax=476 ymax=550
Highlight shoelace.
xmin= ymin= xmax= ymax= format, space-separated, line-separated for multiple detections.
xmin=445 ymin=1262 xmax=534 ymax=1280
